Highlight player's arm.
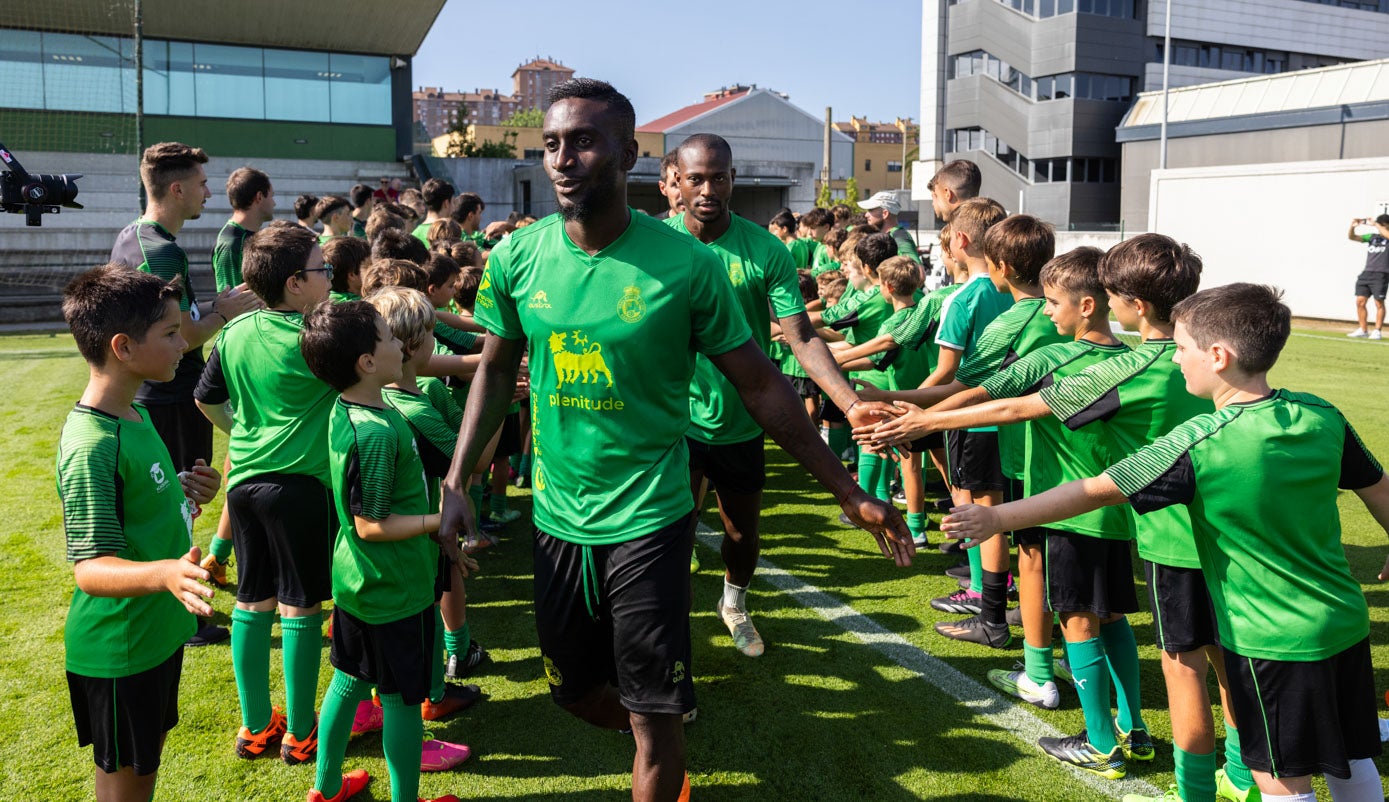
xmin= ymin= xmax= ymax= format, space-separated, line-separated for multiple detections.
xmin=1349 ymin=219 xmax=1369 ymax=242
xmin=353 ymin=512 xmax=443 ymax=542
xmin=439 ymin=334 xmax=526 ymax=544
xmin=193 ymin=346 xmax=235 ymax=433
xmin=183 ymin=288 xmax=260 ymax=350
xmin=779 ymin=311 xmax=896 ymax=429
xmin=74 ymin=551 xmax=214 ymax=616
xmin=709 ymin=339 xmax=913 ymax=566
xmin=437 ymin=309 xmax=486 ymax=334
xmin=1355 ymin=476 xmax=1389 ymax=580
xmin=832 ymin=332 xmax=895 ymax=366
xmin=869 ymin=392 xmax=1055 ymax=447
xmin=942 ymin=474 xmax=1126 ymax=545
xmin=422 ymin=353 xmax=482 ymax=380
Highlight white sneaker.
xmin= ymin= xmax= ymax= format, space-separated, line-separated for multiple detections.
xmin=1349 ymin=328 xmax=1369 ymax=338
xmin=716 ymin=598 xmax=765 ymax=657
xmin=986 ymin=667 xmax=1060 ymax=709
xmin=1372 ymin=329 xmax=1384 ymax=340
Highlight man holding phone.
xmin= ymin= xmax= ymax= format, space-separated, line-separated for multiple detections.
xmin=1347 ymin=214 xmax=1389 ymax=339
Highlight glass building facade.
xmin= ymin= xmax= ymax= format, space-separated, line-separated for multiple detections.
xmin=0 ymin=30 xmax=392 ymax=125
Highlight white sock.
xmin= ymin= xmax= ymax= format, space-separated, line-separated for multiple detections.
xmin=722 ymin=580 xmax=747 ymax=612
xmin=1260 ymin=792 xmax=1316 ymax=802
xmin=1325 ymin=758 xmax=1383 ymax=802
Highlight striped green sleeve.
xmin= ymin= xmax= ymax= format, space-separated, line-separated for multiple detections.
xmin=388 ymin=392 xmax=457 ymax=459
xmin=140 ymin=229 xmax=191 ymax=312
xmin=57 ymin=416 xmax=126 ymax=561
xmin=420 ymin=378 xmax=463 ymax=431
xmin=820 ymin=286 xmax=865 ymax=325
xmin=956 ymin=310 xmax=1024 ymax=387
xmin=889 ymin=295 xmax=938 ymax=351
xmin=434 ymin=321 xmax=479 ymax=354
xmin=349 ymin=415 xmax=399 ymax=520
xmin=1039 ymin=349 xmax=1154 ymax=428
xmin=1104 ymin=414 xmax=1220 ymax=508
xmin=981 ymin=343 xmax=1077 ymax=400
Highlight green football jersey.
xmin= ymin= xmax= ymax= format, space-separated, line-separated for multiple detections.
xmin=327 ymin=398 xmax=436 ymax=624
xmin=434 ymin=320 xmax=479 ymax=355
xmin=811 ymin=242 xmax=834 ymax=273
xmin=1106 ymin=390 xmax=1381 ymax=660
xmin=212 ymin=220 xmax=253 ymax=292
xmin=820 ymin=284 xmax=869 ymax=325
xmin=666 ymin=214 xmax=805 ymax=444
xmin=383 ymin=384 xmax=460 ymax=511
xmin=829 ymin=287 xmax=893 ymax=390
xmin=787 ymin=237 xmax=815 ymax=269
xmin=110 ymin=218 xmax=203 ymax=406
xmin=57 ymin=405 xmax=196 ymax=677
xmin=873 ymin=304 xmax=932 ymax=392
xmin=420 ymin=376 xmax=463 ymax=431
xmin=891 ymin=283 xmax=961 ymax=376
xmin=193 ymin=310 xmax=336 ymax=489
xmin=1040 ymin=339 xmax=1213 ymax=568
xmin=352 ymin=217 xmax=368 ymax=239
xmin=956 ymin=298 xmax=1068 ymax=474
xmin=770 ymin=339 xmax=808 ymax=379
xmin=411 ymin=222 xmax=431 ymax=246
xmin=474 ymin=212 xmax=751 ymax=545
xmin=329 ymin=290 xmax=362 ymax=304
xmin=981 ymin=340 xmax=1134 ymax=538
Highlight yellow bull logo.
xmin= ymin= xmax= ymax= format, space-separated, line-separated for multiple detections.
xmin=548 ymin=330 xmax=614 ymax=388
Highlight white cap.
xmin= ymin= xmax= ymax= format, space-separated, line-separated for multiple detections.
xmin=858 ymin=191 xmax=900 ymax=215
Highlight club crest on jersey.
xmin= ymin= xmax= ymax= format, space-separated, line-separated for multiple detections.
xmin=528 ymin=290 xmax=551 ymax=309
xmin=477 ymin=269 xmax=495 ymax=309
xmin=149 ymin=461 xmax=169 ymax=491
xmin=727 ymin=261 xmax=745 ymax=286
xmin=671 ymin=660 xmax=686 ymax=685
xmin=617 ymin=285 xmax=645 ymax=323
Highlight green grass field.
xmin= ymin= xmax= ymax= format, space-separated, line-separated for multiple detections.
xmin=3 ymin=328 xmax=1388 ymax=800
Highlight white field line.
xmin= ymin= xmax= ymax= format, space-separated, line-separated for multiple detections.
xmin=696 ymin=524 xmax=1161 ymax=801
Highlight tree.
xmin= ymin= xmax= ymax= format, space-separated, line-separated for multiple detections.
xmin=844 ymin=176 xmax=862 ymax=203
xmin=443 ymin=122 xmax=519 ymax=159
xmin=816 ymin=181 xmax=834 ymax=209
xmin=501 ymin=107 xmax=544 ymax=127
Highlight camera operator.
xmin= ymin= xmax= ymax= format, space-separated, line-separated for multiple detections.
xmin=1347 ymin=214 xmax=1389 ymax=339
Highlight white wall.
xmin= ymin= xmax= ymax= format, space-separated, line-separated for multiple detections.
xmin=1149 ymin=157 xmax=1389 ymax=321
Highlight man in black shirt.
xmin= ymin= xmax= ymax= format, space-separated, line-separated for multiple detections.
xmin=1346 ymin=214 xmax=1389 ymax=339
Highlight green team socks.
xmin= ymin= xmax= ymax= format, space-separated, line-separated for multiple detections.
xmin=379 ymin=693 xmax=424 ymax=802
xmin=1223 ymin=725 xmax=1255 ymax=791
xmin=489 ymin=489 xmax=508 ymax=517
xmin=1099 ymin=617 xmax=1147 ymax=733
xmin=468 ymin=483 xmax=485 ymax=524
xmin=314 ymin=670 xmax=370 ymax=798
xmin=857 ymin=449 xmax=886 ymax=500
xmin=1175 ymin=745 xmax=1218 ymax=802
xmin=430 ymin=607 xmax=446 ymax=704
xmin=518 ymin=451 xmax=533 ymax=477
xmin=1067 ymin=637 xmax=1118 ymax=753
xmin=828 ymin=425 xmax=851 ymax=459
xmin=906 ymin=512 xmax=927 ymax=541
xmin=209 ymin=535 xmax=234 ymax=564
xmin=280 ymin=613 xmax=322 ymax=739
xmin=1024 ymin=642 xmax=1055 ymax=686
xmin=967 ymin=542 xmax=983 ymax=593
xmin=444 ymin=622 xmax=472 ymax=659
xmin=231 ymin=607 xmax=275 ymax=732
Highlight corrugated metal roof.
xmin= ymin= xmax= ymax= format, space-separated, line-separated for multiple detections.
xmin=1120 ymin=58 xmax=1389 ymax=128
xmin=637 ymin=90 xmax=750 ymax=134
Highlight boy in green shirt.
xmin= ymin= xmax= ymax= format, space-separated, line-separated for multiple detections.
xmin=943 ymin=282 xmax=1388 ymax=802
xmin=412 ymin=178 xmax=457 ymax=245
xmin=194 ymin=221 xmax=336 ymax=765
xmin=300 ymin=301 xmax=464 ymax=802
xmin=317 ymin=196 xmax=353 ymax=246
xmin=57 ymin=264 xmax=222 ymax=802
xmin=324 ymin=236 xmax=370 ymax=304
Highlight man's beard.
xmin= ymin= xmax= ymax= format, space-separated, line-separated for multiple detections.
xmin=556 ymin=161 xmax=621 ymax=223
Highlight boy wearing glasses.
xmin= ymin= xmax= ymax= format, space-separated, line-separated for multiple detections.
xmin=195 ymin=221 xmax=339 ymax=766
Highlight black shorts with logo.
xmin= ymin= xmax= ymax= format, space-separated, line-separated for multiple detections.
xmin=532 ymin=513 xmax=696 ymax=715
xmin=946 ymin=429 xmax=1005 ymax=492
xmin=1045 ymin=529 xmax=1139 ymax=617
xmin=67 ymin=647 xmax=183 ymax=775
xmin=228 ymin=473 xmax=334 ymax=607
xmin=1145 ymin=560 xmax=1218 ymax=653
xmin=686 ymin=435 xmax=766 ymax=495
xmin=1222 ymin=637 xmax=1380 ymax=780
xmin=1354 ymin=270 xmax=1388 ymax=301
xmin=329 ymin=604 xmax=435 ymax=706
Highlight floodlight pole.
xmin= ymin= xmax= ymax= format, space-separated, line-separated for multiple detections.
xmin=1159 ymin=0 xmax=1171 ymax=170
xmin=134 ymin=0 xmax=146 ymax=211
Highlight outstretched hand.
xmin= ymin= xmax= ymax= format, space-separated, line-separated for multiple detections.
xmin=169 ymin=547 xmax=215 ymax=616
xmin=866 ymin=402 xmax=937 ymax=447
xmin=179 ymin=459 xmax=221 ymax=505
xmin=939 ymin=504 xmax=998 ymax=548
xmin=840 ymin=490 xmax=916 ymax=567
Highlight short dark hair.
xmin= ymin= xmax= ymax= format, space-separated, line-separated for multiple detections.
xmin=1099 ymin=233 xmax=1202 ymax=324
xmin=63 ymin=264 xmax=182 ymax=368
xmin=452 ymin=192 xmax=485 ymax=222
xmin=294 ymin=194 xmax=319 ymax=221
xmin=801 ymin=208 xmax=833 ymax=230
xmin=796 ymin=269 xmax=817 ymax=304
xmin=447 ymin=240 xmax=482 ymax=269
xmin=1172 ymin=283 xmax=1290 ymax=374
xmin=314 ymin=195 xmax=350 ymax=221
xmin=676 ymin=133 xmax=733 ymax=166
xmin=425 ymin=253 xmax=461 ymax=290
xmin=831 ymin=204 xmax=853 ymax=224
xmin=371 ymin=228 xmax=430 ymax=265
xmin=932 ymin=160 xmax=982 ymax=200
xmin=855 ymin=232 xmax=898 ymax=273
xmin=547 ymin=78 xmax=636 ymax=142
xmin=421 ymin=178 xmax=457 ymax=213
xmin=366 ymin=208 xmax=407 ymax=243
xmin=141 ymin=142 xmax=208 ymax=201
xmin=455 ymin=264 xmax=484 ymax=310
xmin=300 ymin=301 xmax=382 ymax=392
xmin=983 ymin=214 xmax=1055 ymax=285
xmin=427 ymin=219 xmax=462 ymax=247
xmin=659 ymin=149 xmax=679 ymax=178
xmin=226 ymin=167 xmax=271 ymax=211
xmin=243 ymin=221 xmax=317 ymax=307
xmin=1040 ymin=246 xmax=1106 ymax=304
xmin=349 ymin=183 xmax=374 ymax=209
xmin=323 ymin=236 xmax=370 ymax=294
xmin=950 ymin=197 xmax=1007 ymax=249
xmin=770 ymin=210 xmax=796 ymax=232
xmin=362 ymin=258 xmax=429 ymax=297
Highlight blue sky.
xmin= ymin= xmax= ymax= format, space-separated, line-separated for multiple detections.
xmin=413 ymin=0 xmax=923 ymax=127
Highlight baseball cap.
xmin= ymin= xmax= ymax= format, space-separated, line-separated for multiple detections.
xmin=858 ymin=191 xmax=901 ymax=215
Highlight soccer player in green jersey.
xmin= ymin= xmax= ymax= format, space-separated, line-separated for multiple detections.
xmin=436 ymin=78 xmax=914 ymax=802
xmin=57 ymin=264 xmax=222 ymax=802
xmin=450 ymin=192 xmax=491 ymax=249
xmin=665 ymin=133 xmax=892 ymax=658
xmin=317 ymin=196 xmax=354 ymax=246
xmin=927 ymin=159 xmax=982 ymax=224
xmin=349 ymin=183 xmax=375 ymax=239
xmin=201 ymin=165 xmax=276 ymax=587
xmin=194 ymin=221 xmax=337 ymax=765
xmin=325 ymin=236 xmax=370 ymax=303
xmin=300 ymin=302 xmax=465 ymax=802
xmin=111 ymin=141 xmax=259 ymax=648
xmin=945 ymin=282 xmax=1389 ymax=802
xmin=413 ymin=178 xmax=457 ymax=245
xmin=869 ymin=247 xmax=1139 ymax=731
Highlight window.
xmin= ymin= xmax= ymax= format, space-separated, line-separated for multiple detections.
xmin=887 ymin=161 xmax=903 ymax=172
xmin=523 ymin=148 xmax=544 ymax=160
xmin=193 ymin=44 xmax=265 ymax=119
xmin=0 ymin=29 xmax=45 ymax=110
xmin=865 ymin=159 xmax=872 ymax=171
xmin=264 ymin=49 xmax=330 ymax=122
